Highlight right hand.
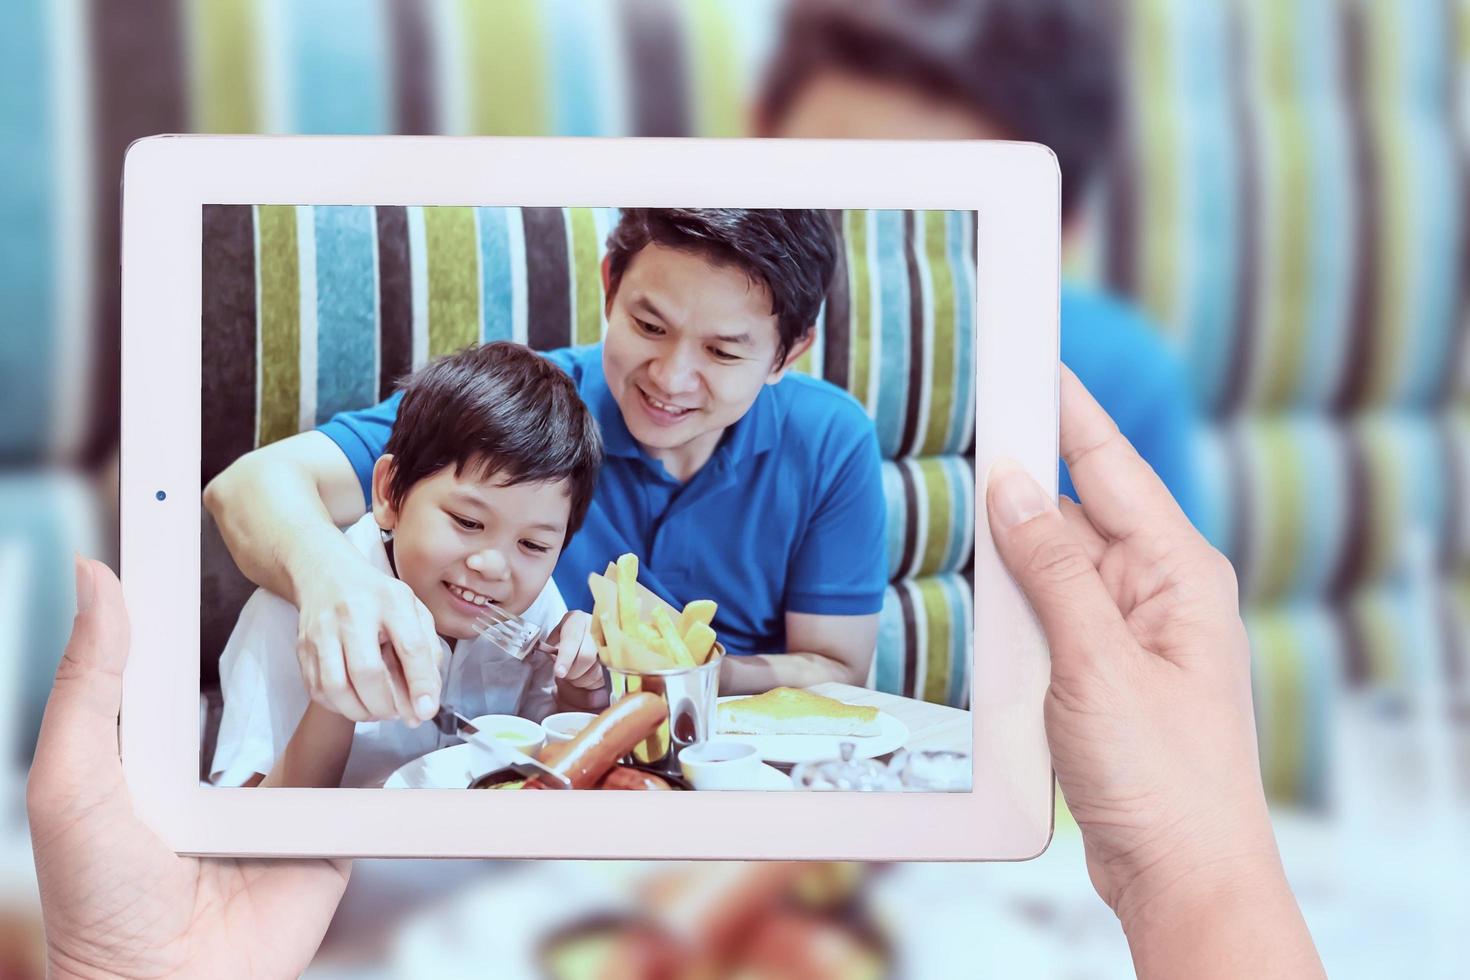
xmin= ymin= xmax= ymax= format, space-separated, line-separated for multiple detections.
xmin=294 ymin=556 xmax=443 ymax=725
xmin=985 ymin=368 xmax=1285 ymax=927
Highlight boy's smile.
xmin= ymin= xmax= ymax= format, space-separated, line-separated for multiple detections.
xmin=371 ymin=459 xmax=571 ymax=640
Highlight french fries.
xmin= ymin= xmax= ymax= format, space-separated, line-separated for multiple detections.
xmin=588 ymin=553 xmax=720 ymax=671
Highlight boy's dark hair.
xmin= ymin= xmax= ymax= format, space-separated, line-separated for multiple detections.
xmin=384 ymin=342 xmax=603 ymax=542
xmin=603 ymin=208 xmax=838 ymax=365
xmin=757 ymin=0 xmax=1119 ymax=222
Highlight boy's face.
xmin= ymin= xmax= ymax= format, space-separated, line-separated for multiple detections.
xmin=601 ymin=242 xmax=809 ymax=476
xmin=370 ymin=457 xmax=571 ymax=639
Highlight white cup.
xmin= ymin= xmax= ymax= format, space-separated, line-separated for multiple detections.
xmin=467 ymin=714 xmax=545 ymax=755
xmin=679 ymin=741 xmax=764 ymax=791
xmin=541 ymin=711 xmax=597 ymax=744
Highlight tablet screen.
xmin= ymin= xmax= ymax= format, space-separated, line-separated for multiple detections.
xmin=198 ymin=205 xmax=975 ymax=795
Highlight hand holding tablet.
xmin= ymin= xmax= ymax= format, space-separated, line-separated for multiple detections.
xmin=33 ymin=377 xmax=1322 ymax=975
xmin=27 ymin=559 xmax=350 ymax=979
xmin=986 ymin=370 xmax=1323 ymax=977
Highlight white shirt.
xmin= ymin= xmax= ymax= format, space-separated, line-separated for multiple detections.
xmin=210 ymin=514 xmax=565 ymax=787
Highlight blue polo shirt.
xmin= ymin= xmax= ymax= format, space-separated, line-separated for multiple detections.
xmin=1059 ymin=284 xmax=1202 ymax=529
xmin=318 ymin=343 xmax=888 ymax=656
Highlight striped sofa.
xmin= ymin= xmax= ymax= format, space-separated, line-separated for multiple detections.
xmin=9 ymin=0 xmax=1470 ymax=800
xmin=1084 ymin=0 xmax=1469 ymax=807
xmin=200 ymin=205 xmax=977 ymax=707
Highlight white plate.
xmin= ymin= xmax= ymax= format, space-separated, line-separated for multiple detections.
xmin=383 ymin=743 xmax=493 ymax=790
xmin=715 ymin=696 xmax=910 ymax=765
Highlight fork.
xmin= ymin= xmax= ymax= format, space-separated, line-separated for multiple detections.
xmin=473 ymin=603 xmax=558 ymax=661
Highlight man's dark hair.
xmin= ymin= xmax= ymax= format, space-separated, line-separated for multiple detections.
xmin=757 ymin=0 xmax=1119 ymax=221
xmin=384 ymin=342 xmax=603 ymax=542
xmin=603 ymin=208 xmax=838 ymax=365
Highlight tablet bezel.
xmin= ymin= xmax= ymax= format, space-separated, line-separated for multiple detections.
xmin=120 ymin=136 xmax=1059 ymax=860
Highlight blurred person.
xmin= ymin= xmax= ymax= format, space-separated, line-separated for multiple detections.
xmin=210 ymin=343 xmax=606 ymax=788
xmin=29 ymin=370 xmax=1320 ymax=978
xmin=755 ymin=0 xmax=1204 ymax=526
xmin=27 ymin=557 xmax=350 ymax=977
xmin=205 ymin=208 xmax=886 ymax=723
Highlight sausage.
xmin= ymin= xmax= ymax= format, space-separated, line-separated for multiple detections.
xmin=597 ymin=766 xmax=673 ymax=791
xmin=524 ymin=692 xmax=667 ymax=789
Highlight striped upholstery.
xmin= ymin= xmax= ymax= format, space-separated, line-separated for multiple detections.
xmin=1099 ymin=0 xmax=1469 ymax=807
xmin=10 ymin=0 xmax=1469 ymax=793
xmin=876 ymin=575 xmax=973 ymax=710
xmin=0 ymin=473 xmax=106 ymax=766
xmin=1246 ymin=603 xmax=1343 ymax=808
xmin=1105 ymin=0 xmax=1464 ymax=416
xmin=2 ymin=0 xmax=772 ymax=464
xmin=202 ymin=204 xmax=978 ymax=706
xmin=881 ymin=458 xmax=976 ymax=582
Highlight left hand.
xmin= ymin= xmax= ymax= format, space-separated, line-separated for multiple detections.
xmin=551 ymin=609 xmax=605 ymax=691
xmin=28 ymin=558 xmax=350 ymax=979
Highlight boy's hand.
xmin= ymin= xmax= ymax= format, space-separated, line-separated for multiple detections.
xmin=551 ymin=610 xmax=604 ymax=690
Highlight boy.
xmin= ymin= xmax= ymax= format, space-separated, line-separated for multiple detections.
xmin=209 ymin=342 xmax=605 ymax=788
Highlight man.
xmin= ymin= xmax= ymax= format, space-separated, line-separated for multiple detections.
xmin=755 ymin=0 xmax=1203 ymax=521
xmin=204 ymin=209 xmax=887 ymax=723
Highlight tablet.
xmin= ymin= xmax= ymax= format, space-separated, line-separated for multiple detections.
xmin=120 ymin=136 xmax=1059 ymax=860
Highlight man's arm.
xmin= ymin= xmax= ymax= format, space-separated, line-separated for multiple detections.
xmin=719 ymin=611 xmax=878 ymax=695
xmin=203 ymin=430 xmax=443 ymax=724
xmin=203 ymin=431 xmax=369 ymax=604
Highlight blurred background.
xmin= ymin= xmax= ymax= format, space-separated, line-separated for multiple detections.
xmin=4 ymin=0 xmax=1470 ymax=976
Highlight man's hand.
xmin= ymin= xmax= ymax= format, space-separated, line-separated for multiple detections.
xmin=28 ymin=558 xmax=350 ymax=978
xmin=205 ymin=430 xmax=441 ymax=725
xmin=293 ymin=553 xmax=443 ymax=725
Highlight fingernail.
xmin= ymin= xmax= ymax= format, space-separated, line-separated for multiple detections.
xmin=415 ymin=695 xmax=435 ymax=720
xmin=74 ymin=554 xmax=94 ymax=614
xmin=989 ymin=459 xmax=1052 ymax=530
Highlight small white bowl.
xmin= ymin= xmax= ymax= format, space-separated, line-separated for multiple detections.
xmin=679 ymin=740 xmax=764 ymax=791
xmin=466 ymin=714 xmax=545 ymax=755
xmin=541 ymin=711 xmax=597 ymax=744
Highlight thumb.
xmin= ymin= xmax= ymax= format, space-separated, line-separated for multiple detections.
xmin=29 ymin=557 xmax=130 ymax=812
xmin=986 ymin=461 xmax=1134 ymax=675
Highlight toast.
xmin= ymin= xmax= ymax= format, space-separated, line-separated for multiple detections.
xmin=717 ymin=687 xmax=882 ymax=738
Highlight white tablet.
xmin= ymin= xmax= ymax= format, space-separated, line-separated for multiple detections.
xmin=119 ymin=136 xmax=1059 ymax=861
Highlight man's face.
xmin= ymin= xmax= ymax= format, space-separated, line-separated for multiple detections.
xmin=602 ymin=243 xmax=802 ymax=475
xmin=767 ymin=67 xmax=1001 ymax=141
xmin=371 ymin=458 xmax=570 ymax=638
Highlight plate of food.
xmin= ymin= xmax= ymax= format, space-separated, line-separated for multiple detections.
xmin=716 ymin=688 xmax=910 ymax=765
xmin=383 ymin=742 xmax=488 ymax=790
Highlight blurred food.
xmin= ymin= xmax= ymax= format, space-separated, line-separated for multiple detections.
xmin=590 ymin=556 xmax=719 ymax=671
xmin=734 ymin=910 xmax=888 ymax=980
xmin=718 ymin=688 xmax=881 ymax=737
xmin=540 ymin=916 xmax=684 ymax=980
xmin=539 ymin=864 xmax=893 ymax=979
xmin=0 ymin=906 xmax=44 ymax=980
